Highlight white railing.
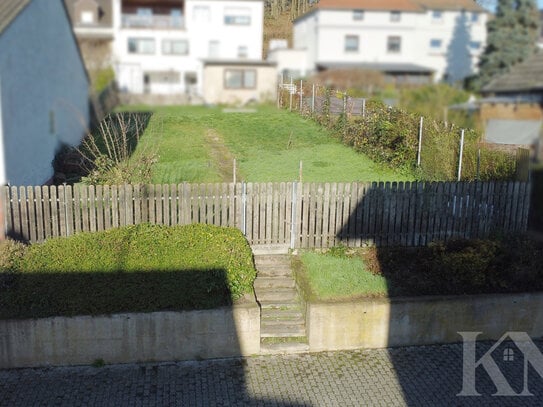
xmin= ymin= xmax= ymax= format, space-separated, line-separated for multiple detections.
xmin=122 ymin=14 xmax=184 ymax=29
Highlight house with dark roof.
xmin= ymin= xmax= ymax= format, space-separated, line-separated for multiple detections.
xmin=0 ymin=0 xmax=90 ymax=186
xmin=268 ymin=0 xmax=487 ymax=85
xmin=479 ymin=51 xmax=543 ymax=159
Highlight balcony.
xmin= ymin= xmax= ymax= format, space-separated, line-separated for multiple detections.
xmin=122 ymin=14 xmax=184 ymax=29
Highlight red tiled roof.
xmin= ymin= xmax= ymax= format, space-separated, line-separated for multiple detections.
xmin=414 ymin=0 xmax=485 ymax=12
xmin=315 ymin=0 xmax=424 ymax=12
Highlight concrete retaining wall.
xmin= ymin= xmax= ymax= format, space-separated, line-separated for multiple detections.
xmin=0 ymin=301 xmax=260 ymax=368
xmin=307 ymin=293 xmax=543 ymax=351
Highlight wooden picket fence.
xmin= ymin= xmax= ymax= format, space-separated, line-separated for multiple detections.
xmin=1 ymin=181 xmax=531 ymax=248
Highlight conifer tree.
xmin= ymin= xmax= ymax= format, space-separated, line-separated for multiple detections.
xmin=477 ymin=0 xmax=540 ymax=87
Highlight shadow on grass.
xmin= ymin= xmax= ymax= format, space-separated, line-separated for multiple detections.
xmin=529 ymin=165 xmax=543 ymax=232
xmin=53 ymin=111 xmax=154 ymax=184
xmin=334 ymin=181 xmax=543 ymax=403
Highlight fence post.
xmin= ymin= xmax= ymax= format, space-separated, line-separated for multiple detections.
xmin=343 ymin=92 xmax=347 ymax=115
xmin=417 ymin=117 xmax=423 ymax=167
xmin=312 ymin=83 xmax=315 ymax=113
xmin=241 ymin=182 xmax=247 ymax=236
xmin=476 ymin=149 xmax=481 ymax=181
xmin=290 ymin=181 xmax=298 ymax=250
xmin=289 ymin=77 xmax=293 ymax=112
xmin=299 ymin=80 xmax=303 ymax=112
xmin=362 ymin=98 xmax=366 ymax=118
xmin=458 ymin=129 xmax=465 ymax=181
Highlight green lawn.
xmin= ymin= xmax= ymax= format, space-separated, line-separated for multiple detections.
xmin=124 ymin=105 xmax=412 ymax=183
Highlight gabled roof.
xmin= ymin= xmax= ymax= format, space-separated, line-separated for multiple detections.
xmin=0 ymin=0 xmax=31 ymax=35
xmin=314 ymin=0 xmax=424 ymax=12
xmin=482 ymin=52 xmax=543 ymax=94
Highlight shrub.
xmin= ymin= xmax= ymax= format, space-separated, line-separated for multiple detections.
xmin=0 ymin=239 xmax=26 ymax=290
xmin=1 ymin=224 xmax=256 ymax=319
xmin=79 ymin=113 xmax=157 ymax=185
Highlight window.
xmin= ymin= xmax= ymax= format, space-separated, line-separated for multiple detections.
xmin=193 ymin=5 xmax=210 ymax=22
xmin=353 ymin=10 xmax=364 ymax=21
xmin=390 ymin=11 xmax=401 ymax=22
xmin=237 ymin=45 xmax=248 ymax=58
xmin=224 ymin=7 xmax=251 ymax=25
xmin=431 ymin=10 xmax=443 ymax=21
xmin=387 ymin=36 xmax=401 ymax=53
xmin=469 ymin=41 xmax=481 ymax=50
xmin=137 ymin=8 xmax=152 ymax=17
xmin=430 ymin=38 xmax=442 ymax=50
xmin=170 ymin=9 xmax=182 ymax=27
xmin=471 ymin=13 xmax=480 ymax=23
xmin=128 ymin=38 xmax=155 ymax=54
xmin=162 ymin=39 xmax=189 ymax=55
xmin=224 ymin=69 xmax=256 ymax=89
xmin=345 ymin=35 xmax=359 ymax=52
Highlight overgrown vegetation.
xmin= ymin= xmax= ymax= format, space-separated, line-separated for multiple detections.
xmin=281 ymin=88 xmax=517 ymax=181
xmin=78 ymin=112 xmax=158 ymax=185
xmin=295 ymin=235 xmax=543 ymax=300
xmin=0 ymin=224 xmax=256 ymax=319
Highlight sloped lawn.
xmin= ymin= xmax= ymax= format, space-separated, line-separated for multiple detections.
xmin=0 ymin=224 xmax=256 ymax=319
xmin=125 ymin=105 xmax=412 ymax=183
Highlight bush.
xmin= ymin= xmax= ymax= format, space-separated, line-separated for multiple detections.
xmin=79 ymin=113 xmax=157 ymax=185
xmin=0 ymin=239 xmax=26 ymax=290
xmin=370 ymin=236 xmax=543 ymax=296
xmin=0 ymin=224 xmax=256 ymax=319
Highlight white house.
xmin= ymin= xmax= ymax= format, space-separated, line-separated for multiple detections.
xmin=269 ymin=0 xmax=487 ymax=84
xmin=110 ymin=0 xmax=264 ymax=98
xmin=0 ymin=0 xmax=90 ymax=186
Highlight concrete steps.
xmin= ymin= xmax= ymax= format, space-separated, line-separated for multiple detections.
xmin=253 ymin=254 xmax=308 ymax=355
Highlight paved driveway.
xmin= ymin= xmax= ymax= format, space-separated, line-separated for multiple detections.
xmin=1 ymin=343 xmax=542 ymax=406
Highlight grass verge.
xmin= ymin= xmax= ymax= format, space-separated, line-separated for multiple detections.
xmin=0 ymin=224 xmax=256 ymax=319
xmin=295 ymin=235 xmax=543 ymax=301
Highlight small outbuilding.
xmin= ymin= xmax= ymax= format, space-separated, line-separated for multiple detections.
xmin=202 ymin=60 xmax=277 ymax=106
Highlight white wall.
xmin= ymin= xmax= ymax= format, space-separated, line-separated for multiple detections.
xmin=0 ymin=0 xmax=90 ymax=186
xmin=114 ymin=0 xmax=264 ymax=96
xmin=291 ymin=8 xmax=487 ymax=83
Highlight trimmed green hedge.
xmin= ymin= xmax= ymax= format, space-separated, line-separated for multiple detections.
xmin=0 ymin=224 xmax=256 ymax=319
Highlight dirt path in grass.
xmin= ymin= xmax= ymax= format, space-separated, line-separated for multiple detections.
xmin=204 ymin=129 xmax=237 ymax=182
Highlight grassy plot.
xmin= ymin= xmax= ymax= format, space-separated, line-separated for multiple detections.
xmin=293 ymin=251 xmax=389 ymax=301
xmin=125 ymin=105 xmax=411 ymax=183
xmin=294 ymin=236 xmax=543 ymax=302
xmin=0 ymin=224 xmax=256 ymax=319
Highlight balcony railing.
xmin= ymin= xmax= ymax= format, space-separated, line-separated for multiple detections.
xmin=122 ymin=14 xmax=184 ymax=29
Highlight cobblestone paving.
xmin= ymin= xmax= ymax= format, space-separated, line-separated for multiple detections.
xmin=1 ymin=343 xmax=542 ymax=406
